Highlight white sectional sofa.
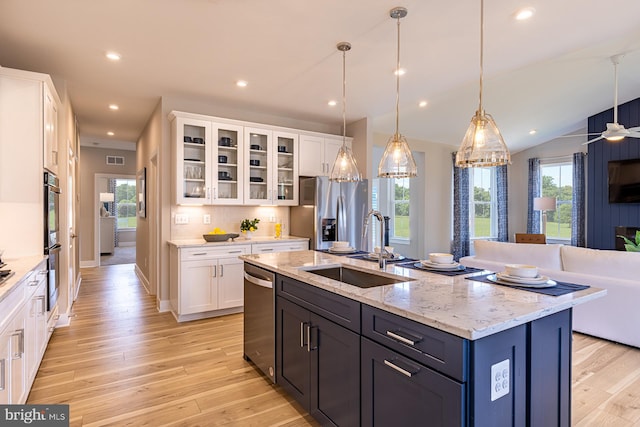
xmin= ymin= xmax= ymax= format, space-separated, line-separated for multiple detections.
xmin=460 ymin=240 xmax=640 ymax=348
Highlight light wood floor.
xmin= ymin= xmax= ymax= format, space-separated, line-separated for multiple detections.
xmin=27 ymin=264 xmax=640 ymax=426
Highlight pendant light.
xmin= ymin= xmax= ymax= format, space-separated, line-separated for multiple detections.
xmin=329 ymin=42 xmax=361 ymax=182
xmin=455 ymin=0 xmax=511 ymax=168
xmin=378 ymin=6 xmax=417 ymax=178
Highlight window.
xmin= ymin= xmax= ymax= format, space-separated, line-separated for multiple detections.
xmin=115 ymin=179 xmax=137 ymax=229
xmin=393 ymin=178 xmax=410 ymax=239
xmin=540 ymin=162 xmax=572 ymax=240
xmin=469 ymin=167 xmax=497 ymax=239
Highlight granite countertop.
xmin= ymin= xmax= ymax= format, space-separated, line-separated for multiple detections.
xmin=168 ymin=235 xmax=309 ymax=248
xmin=240 ymin=250 xmax=606 ymax=341
xmin=0 ymin=255 xmax=48 ymax=304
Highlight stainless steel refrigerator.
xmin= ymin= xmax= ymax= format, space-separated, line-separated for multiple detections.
xmin=290 ymin=176 xmax=369 ymax=250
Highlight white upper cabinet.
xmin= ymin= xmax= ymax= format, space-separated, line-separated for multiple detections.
xmin=43 ymin=85 xmax=59 ymax=174
xmin=172 ymin=116 xmax=212 ymax=205
xmin=244 ymin=127 xmax=273 ymax=205
xmin=299 ymin=135 xmax=350 ymax=177
xmin=273 ymin=131 xmax=299 ymax=206
xmin=212 ymin=122 xmax=244 ymax=205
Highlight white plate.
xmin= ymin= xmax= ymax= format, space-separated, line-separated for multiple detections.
xmin=414 ymin=262 xmax=465 ymax=272
xmin=419 ymin=260 xmax=461 ymax=270
xmin=496 ymin=272 xmax=550 ymax=285
xmin=328 ymin=247 xmax=356 ymax=254
xmin=364 ymin=253 xmax=405 ymax=261
xmin=487 ymin=274 xmax=557 ymax=288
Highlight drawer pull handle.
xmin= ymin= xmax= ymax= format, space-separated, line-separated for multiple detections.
xmin=261 ymin=248 xmax=274 ymax=252
xmin=386 ymin=330 xmax=422 ymax=346
xmin=192 ymin=252 xmax=207 ymax=256
xmin=228 ymin=250 xmax=243 ymax=254
xmin=300 ymin=322 xmax=307 ymax=348
xmin=384 ymin=359 xmax=419 ymax=378
xmin=307 ymin=325 xmax=317 ymax=352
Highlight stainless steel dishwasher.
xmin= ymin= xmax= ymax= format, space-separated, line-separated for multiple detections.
xmin=243 ymin=263 xmax=276 ymax=383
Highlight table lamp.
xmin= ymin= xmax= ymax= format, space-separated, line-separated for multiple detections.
xmin=100 ymin=192 xmax=114 ymax=217
xmin=533 ymin=196 xmax=556 ymax=235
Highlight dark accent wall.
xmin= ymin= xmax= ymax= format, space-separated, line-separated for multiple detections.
xmin=587 ymin=97 xmax=640 ymax=249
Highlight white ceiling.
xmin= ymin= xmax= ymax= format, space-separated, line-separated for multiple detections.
xmin=1 ymin=0 xmax=640 ymax=153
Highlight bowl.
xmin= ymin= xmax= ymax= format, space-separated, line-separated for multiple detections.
xmin=184 ymin=136 xmax=192 ymax=143
xmin=504 ymin=264 xmax=539 ymax=278
xmin=250 ymin=144 xmax=261 ymax=150
xmin=203 ymin=233 xmax=240 ymax=242
xmin=332 ymin=241 xmax=349 ymax=248
xmin=249 ymin=159 xmax=260 ymax=166
xmin=192 ymin=137 xmax=204 ymax=144
xmin=278 ymin=146 xmax=287 ymax=153
xmin=429 ymin=253 xmax=454 ymax=264
xmin=219 ymin=137 xmax=232 ymax=146
xmin=218 ymin=155 xmax=227 ymax=163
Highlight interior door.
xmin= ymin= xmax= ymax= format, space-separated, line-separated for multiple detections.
xmin=68 ymin=144 xmax=79 ymax=301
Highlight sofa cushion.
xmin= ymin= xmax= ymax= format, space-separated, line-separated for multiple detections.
xmin=473 ymin=240 xmax=564 ymax=270
xmin=561 ymin=246 xmax=638 ymax=281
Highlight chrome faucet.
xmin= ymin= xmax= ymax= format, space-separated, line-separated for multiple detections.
xmin=363 ymin=209 xmax=388 ymax=269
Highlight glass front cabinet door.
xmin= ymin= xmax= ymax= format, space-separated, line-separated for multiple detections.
xmin=244 ymin=127 xmax=273 ymax=205
xmin=212 ymin=122 xmax=244 ymax=205
xmin=273 ymin=131 xmax=298 ymax=206
xmin=173 ymin=116 xmax=212 ymax=205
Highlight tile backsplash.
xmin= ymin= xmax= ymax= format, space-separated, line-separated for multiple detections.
xmin=171 ymin=205 xmax=290 ymax=240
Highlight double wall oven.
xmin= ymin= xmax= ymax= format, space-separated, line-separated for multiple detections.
xmin=44 ymin=171 xmax=60 ymax=312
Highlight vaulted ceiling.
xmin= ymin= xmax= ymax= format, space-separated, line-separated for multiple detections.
xmin=1 ymin=0 xmax=640 ymax=153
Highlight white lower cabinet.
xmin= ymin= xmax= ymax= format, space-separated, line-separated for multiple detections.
xmin=251 ymin=241 xmax=308 ymax=254
xmin=170 ymin=244 xmax=251 ymax=321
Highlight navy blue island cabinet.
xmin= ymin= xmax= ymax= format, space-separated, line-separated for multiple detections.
xmin=275 ymin=274 xmax=572 ymax=427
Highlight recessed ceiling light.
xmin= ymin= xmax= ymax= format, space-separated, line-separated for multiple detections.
xmin=515 ymin=7 xmax=535 ymax=21
xmin=109 ymin=104 xmax=119 ymax=111
xmin=107 ymin=131 xmax=115 ymax=136
xmin=418 ymin=100 xmax=428 ymax=108
xmin=394 ymin=68 xmax=407 ymax=76
xmin=106 ymin=52 xmax=121 ymax=61
xmin=529 ymin=129 xmax=537 ymax=135
xmin=236 ymin=80 xmax=248 ymax=87
xmin=328 ymin=100 xmax=337 ymax=107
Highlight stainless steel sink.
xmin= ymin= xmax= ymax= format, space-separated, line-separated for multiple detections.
xmin=301 ymin=265 xmax=408 ymax=288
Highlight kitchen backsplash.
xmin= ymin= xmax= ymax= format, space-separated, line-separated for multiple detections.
xmin=171 ymin=205 xmax=290 ymax=240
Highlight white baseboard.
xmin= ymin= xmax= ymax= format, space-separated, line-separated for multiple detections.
xmin=134 ymin=264 xmax=150 ymax=293
xmin=158 ymin=299 xmax=171 ymax=313
xmin=74 ymin=274 xmax=82 ymax=301
xmin=80 ymin=260 xmax=98 ymax=268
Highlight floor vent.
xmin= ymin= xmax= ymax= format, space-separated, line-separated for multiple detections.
xmin=106 ymin=155 xmax=125 ymax=166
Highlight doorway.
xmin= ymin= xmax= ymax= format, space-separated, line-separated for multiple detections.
xmin=95 ymin=174 xmax=136 ymax=265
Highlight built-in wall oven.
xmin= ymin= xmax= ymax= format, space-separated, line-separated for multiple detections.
xmin=243 ymin=263 xmax=276 ymax=383
xmin=44 ymin=171 xmax=61 ymax=312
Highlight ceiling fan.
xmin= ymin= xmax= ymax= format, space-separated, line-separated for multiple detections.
xmin=582 ymin=55 xmax=640 ymax=145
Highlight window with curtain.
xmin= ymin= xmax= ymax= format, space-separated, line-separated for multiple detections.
xmin=469 ymin=167 xmax=497 ymax=239
xmin=392 ymin=178 xmax=410 ymax=239
xmin=540 ymin=162 xmax=573 ymax=241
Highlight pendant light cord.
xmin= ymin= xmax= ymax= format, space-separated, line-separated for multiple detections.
xmin=395 ymin=15 xmax=401 ymax=137
xmin=342 ymin=48 xmax=347 ymax=144
xmin=613 ymin=57 xmax=619 ymax=124
xmin=478 ymin=0 xmax=484 ymax=113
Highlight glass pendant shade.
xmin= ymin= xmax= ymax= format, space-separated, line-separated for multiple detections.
xmin=456 ymin=110 xmax=510 ymax=167
xmin=330 ymin=142 xmax=361 ymax=182
xmin=377 ymin=6 xmax=417 ymax=179
xmin=329 ymin=41 xmax=361 ymax=182
xmin=378 ymin=133 xmax=417 ymax=177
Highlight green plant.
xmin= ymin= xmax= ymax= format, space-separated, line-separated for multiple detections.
xmin=617 ymin=231 xmax=640 ymax=252
xmin=240 ymin=218 xmax=260 ymax=232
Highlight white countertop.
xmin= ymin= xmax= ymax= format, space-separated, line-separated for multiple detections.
xmin=168 ymin=235 xmax=309 ymax=248
xmin=0 ymin=255 xmax=48 ymax=303
xmin=240 ymin=250 xmax=606 ymax=341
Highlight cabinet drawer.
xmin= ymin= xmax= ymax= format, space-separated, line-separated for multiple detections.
xmin=252 ymin=241 xmax=308 ymax=254
xmin=277 ymin=275 xmax=360 ymax=333
xmin=362 ymin=305 xmax=468 ymax=382
xmin=181 ymin=245 xmax=251 ymax=260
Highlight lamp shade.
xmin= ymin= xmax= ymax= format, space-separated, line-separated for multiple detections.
xmin=100 ymin=192 xmax=115 ymax=202
xmin=378 ymin=133 xmax=417 ymax=178
xmin=533 ymin=196 xmax=556 ymax=211
xmin=456 ymin=110 xmax=510 ymax=167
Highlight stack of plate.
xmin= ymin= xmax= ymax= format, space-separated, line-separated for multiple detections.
xmin=487 ymin=273 xmax=557 ymax=288
xmin=328 ymin=246 xmax=356 ymax=254
xmin=416 ymin=259 xmax=464 ymax=271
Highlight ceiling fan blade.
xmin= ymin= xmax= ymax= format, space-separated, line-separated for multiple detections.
xmin=582 ymin=135 xmax=604 ymax=145
xmin=557 ymin=133 xmax=600 ymax=138
xmin=628 ymin=126 xmax=640 ymax=132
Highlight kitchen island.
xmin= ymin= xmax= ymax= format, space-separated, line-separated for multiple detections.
xmin=240 ymin=250 xmax=606 ymax=427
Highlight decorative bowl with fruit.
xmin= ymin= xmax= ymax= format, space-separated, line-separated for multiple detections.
xmin=203 ymin=228 xmax=239 ymax=242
